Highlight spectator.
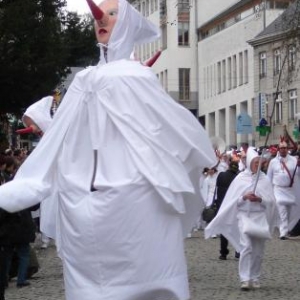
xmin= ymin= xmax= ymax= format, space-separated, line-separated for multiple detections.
xmin=215 ymin=161 xmax=239 ymax=260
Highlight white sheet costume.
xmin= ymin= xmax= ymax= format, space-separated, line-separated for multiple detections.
xmin=267 ymin=153 xmax=300 ymax=238
xmin=23 ymin=96 xmax=54 ymax=133
xmin=0 ymin=1 xmax=216 ymax=299
xmin=205 ymin=148 xmax=277 ymax=285
xmin=23 ymin=96 xmax=58 ymax=241
xmin=201 ymin=171 xmax=218 ymax=207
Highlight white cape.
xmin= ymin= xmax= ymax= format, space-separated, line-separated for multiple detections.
xmin=23 ymin=96 xmax=53 ymax=133
xmin=0 ymin=60 xmax=216 ymax=300
xmin=205 ymin=169 xmax=277 ymax=252
xmin=23 ymin=96 xmax=58 ymax=240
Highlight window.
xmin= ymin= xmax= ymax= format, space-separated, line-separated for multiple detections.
xmin=273 ymin=48 xmax=281 ymax=75
xmin=274 ymin=92 xmax=282 ymax=123
xmin=164 ymin=69 xmax=168 ymax=91
xmin=232 ymin=55 xmax=237 ymax=88
xmin=154 ymin=0 xmax=158 ymax=11
xmin=222 ymin=60 xmax=226 ymax=92
xmin=179 ymin=68 xmax=190 ymax=101
xmin=160 ymin=0 xmax=166 ymax=16
xmin=161 ymin=24 xmax=167 ymax=50
xmin=288 ymin=45 xmax=296 ymax=71
xmin=227 ymin=57 xmax=232 ymax=90
xmin=178 ymin=22 xmax=189 ymax=46
xmin=244 ymin=50 xmax=249 ymax=84
xmin=259 ymin=52 xmax=267 ymax=78
xmin=289 ymin=89 xmax=297 ymax=119
xmin=239 ymin=52 xmax=243 ymax=85
xmin=203 ymin=68 xmax=207 ymax=99
xmin=217 ymin=62 xmax=221 ymax=94
xmin=177 ymin=0 xmax=190 ymax=12
xmin=145 ymin=0 xmax=149 ymax=16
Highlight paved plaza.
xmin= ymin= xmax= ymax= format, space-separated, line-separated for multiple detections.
xmin=6 ymin=230 xmax=300 ymax=300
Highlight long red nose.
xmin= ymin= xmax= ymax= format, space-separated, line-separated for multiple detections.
xmin=86 ymin=0 xmax=104 ymax=20
xmin=16 ymin=127 xmax=34 ymax=134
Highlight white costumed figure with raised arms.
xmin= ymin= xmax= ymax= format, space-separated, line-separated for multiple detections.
xmin=0 ymin=0 xmax=216 ymax=299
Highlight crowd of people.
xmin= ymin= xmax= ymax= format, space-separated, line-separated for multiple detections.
xmin=201 ymin=142 xmax=300 ymax=291
xmin=0 ymin=149 xmax=39 ymax=300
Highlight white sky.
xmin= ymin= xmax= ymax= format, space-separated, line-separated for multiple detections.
xmin=66 ymin=0 xmax=90 ymax=14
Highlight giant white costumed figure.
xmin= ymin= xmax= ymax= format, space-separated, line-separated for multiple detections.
xmin=0 ymin=0 xmax=216 ymax=299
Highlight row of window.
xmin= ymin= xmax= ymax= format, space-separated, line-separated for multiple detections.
xmin=136 ymin=40 xmax=161 ymax=63
xmin=133 ymin=0 xmax=190 ymax=18
xmin=203 ymin=50 xmax=249 ymax=99
xmin=259 ymin=45 xmax=296 ymax=78
xmin=157 ymin=68 xmax=191 ymax=101
xmin=270 ymin=89 xmax=298 ymax=123
xmin=199 ymin=1 xmax=289 ymax=41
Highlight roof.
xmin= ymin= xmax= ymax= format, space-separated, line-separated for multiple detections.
xmin=255 ymin=2 xmax=298 ymax=38
xmin=199 ymin=0 xmax=258 ymax=30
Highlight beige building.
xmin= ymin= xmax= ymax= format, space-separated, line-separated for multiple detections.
xmin=128 ymin=0 xmax=298 ymax=149
xmin=248 ymin=2 xmax=300 ymax=147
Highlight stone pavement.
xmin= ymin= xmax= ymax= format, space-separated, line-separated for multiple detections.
xmin=6 ymin=231 xmax=300 ymax=300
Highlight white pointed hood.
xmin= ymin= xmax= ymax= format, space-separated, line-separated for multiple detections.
xmin=245 ymin=147 xmax=259 ymax=171
xmin=97 ymin=0 xmax=160 ymax=63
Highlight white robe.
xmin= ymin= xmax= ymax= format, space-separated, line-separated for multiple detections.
xmin=23 ymin=96 xmax=53 ymax=133
xmin=23 ymin=96 xmax=58 ymax=240
xmin=267 ymin=154 xmax=300 ymax=231
xmin=0 ymin=61 xmax=215 ymax=300
xmin=205 ymin=166 xmax=277 ymax=252
xmin=0 ymin=1 xmax=217 ymax=299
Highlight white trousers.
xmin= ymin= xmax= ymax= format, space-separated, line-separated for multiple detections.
xmin=276 ymin=203 xmax=291 ymax=237
xmin=238 ymin=220 xmax=266 ymax=282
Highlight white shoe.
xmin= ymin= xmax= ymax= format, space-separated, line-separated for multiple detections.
xmin=186 ymin=233 xmax=192 ymax=238
xmin=252 ymin=280 xmax=261 ymax=289
xmin=240 ymin=281 xmax=250 ymax=291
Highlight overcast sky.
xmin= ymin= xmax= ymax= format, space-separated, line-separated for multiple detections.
xmin=66 ymin=0 xmax=90 ymax=14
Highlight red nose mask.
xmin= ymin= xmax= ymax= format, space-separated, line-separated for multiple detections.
xmin=16 ymin=127 xmax=34 ymax=134
xmin=86 ymin=0 xmax=104 ymax=20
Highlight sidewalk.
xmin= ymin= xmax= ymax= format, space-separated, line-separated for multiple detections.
xmin=6 ymin=231 xmax=300 ymax=300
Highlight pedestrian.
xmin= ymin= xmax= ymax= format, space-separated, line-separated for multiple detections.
xmin=205 ymin=147 xmax=277 ymax=290
xmin=0 ymin=1 xmax=216 ymax=300
xmin=0 ymin=156 xmax=37 ymax=297
xmin=215 ymin=161 xmax=239 ymax=260
xmin=267 ymin=141 xmax=300 ymax=240
xmin=201 ymin=167 xmax=218 ymax=208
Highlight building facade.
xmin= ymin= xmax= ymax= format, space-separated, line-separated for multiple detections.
xmin=129 ymin=0 xmax=297 ymax=148
xmin=129 ymin=0 xmax=199 ymax=115
xmin=197 ymin=0 xmax=292 ymax=148
xmin=249 ymin=2 xmax=300 ymax=147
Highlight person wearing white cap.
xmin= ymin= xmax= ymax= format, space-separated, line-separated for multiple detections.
xmin=0 ymin=1 xmax=216 ymax=299
xmin=205 ymin=147 xmax=277 ymax=290
xmin=267 ymin=141 xmax=300 ymax=239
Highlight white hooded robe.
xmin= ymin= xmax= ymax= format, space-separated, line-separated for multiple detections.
xmin=0 ymin=1 xmax=216 ymax=299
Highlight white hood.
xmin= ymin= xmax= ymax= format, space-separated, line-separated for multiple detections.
xmin=246 ymin=147 xmax=259 ymax=171
xmin=97 ymin=0 xmax=160 ymax=63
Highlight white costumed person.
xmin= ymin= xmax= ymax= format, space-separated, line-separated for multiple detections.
xmin=0 ymin=1 xmax=216 ymax=300
xmin=17 ymin=89 xmax=63 ymax=249
xmin=205 ymin=147 xmax=277 ymax=291
xmin=267 ymin=140 xmax=300 ymax=240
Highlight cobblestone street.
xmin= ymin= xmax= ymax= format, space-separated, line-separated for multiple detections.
xmin=6 ymin=231 xmax=300 ymax=300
